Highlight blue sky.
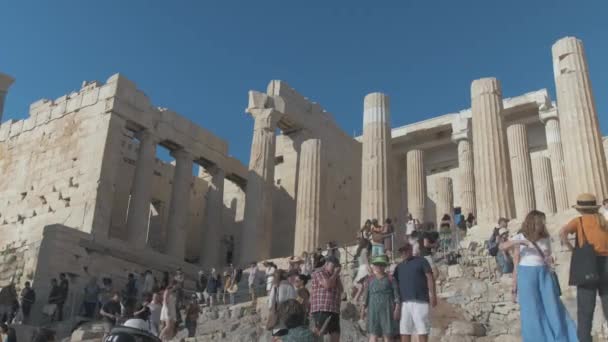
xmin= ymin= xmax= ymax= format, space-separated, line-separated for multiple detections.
xmin=2 ymin=1 xmax=607 ymax=164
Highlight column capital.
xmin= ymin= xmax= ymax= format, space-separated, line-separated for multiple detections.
xmin=0 ymin=73 xmax=15 ymax=93
xmin=539 ymin=107 xmax=559 ymax=124
xmin=135 ymin=129 xmax=160 ymax=145
xmin=451 ymin=117 xmax=471 ymax=143
xmin=170 ymin=148 xmax=192 ymax=162
xmin=250 ymin=108 xmax=283 ymax=131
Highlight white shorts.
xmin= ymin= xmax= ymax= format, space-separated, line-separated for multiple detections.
xmin=400 ymin=301 xmax=431 ymax=335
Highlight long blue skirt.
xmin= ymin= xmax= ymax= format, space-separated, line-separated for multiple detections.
xmin=517 ymin=265 xmax=578 ymax=342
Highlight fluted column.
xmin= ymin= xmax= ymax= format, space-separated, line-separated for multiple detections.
xmin=294 ymin=139 xmax=324 ymax=256
xmin=552 ymin=37 xmax=608 ymax=201
xmin=201 ymin=165 xmax=225 ymax=267
xmin=506 ymin=124 xmax=536 ymax=219
xmin=126 ymin=130 xmax=158 ymax=248
xmin=604 ymin=137 xmax=608 ymax=173
xmin=166 ymin=149 xmax=193 ymax=260
xmin=532 ymin=156 xmax=557 ymax=214
xmin=540 ymin=109 xmax=569 ymax=211
xmin=0 ymin=73 xmax=15 ymax=122
xmin=407 ymin=149 xmax=425 ymax=222
xmin=471 ymin=78 xmax=514 ymax=225
xmin=241 ymin=109 xmax=282 ymax=262
xmin=455 ymin=137 xmax=476 ymax=217
xmin=360 ymin=93 xmax=392 ymax=223
xmin=435 ymin=177 xmax=454 ymax=225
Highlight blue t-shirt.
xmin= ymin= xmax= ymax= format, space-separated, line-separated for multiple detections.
xmin=393 ymin=256 xmax=432 ymax=303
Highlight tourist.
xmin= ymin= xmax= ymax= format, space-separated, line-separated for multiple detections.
xmin=300 ymin=252 xmax=314 ymax=276
xmin=123 ymin=304 xmax=151 ymax=332
xmin=264 ymin=262 xmax=278 ymax=293
xmin=360 ymin=219 xmax=373 ymax=241
xmin=227 ymin=267 xmax=240 ymax=305
xmin=268 ymin=270 xmax=297 ymax=309
xmin=393 ymin=243 xmax=436 ymax=342
xmin=160 ymin=272 xmax=170 ymax=291
xmin=247 ymin=263 xmax=258 ymax=302
xmin=159 ymin=281 xmax=177 ymax=340
xmin=19 ymin=281 xmax=35 ymax=324
xmin=98 ymin=278 xmax=113 ymax=312
xmin=288 ymin=256 xmax=303 ymax=274
xmin=220 ymin=271 xmax=231 ymax=305
xmin=492 ymin=228 xmax=514 ymax=275
xmin=0 ymin=284 xmax=17 ymax=324
xmin=560 ymin=193 xmax=608 ymax=342
xmin=0 ymin=323 xmax=16 ymax=342
xmin=466 ymin=213 xmax=476 ymax=229
xmin=100 ymin=292 xmax=122 ymax=332
xmin=173 ymin=268 xmax=185 ymax=322
xmin=382 ymin=219 xmax=395 ymax=256
xmin=146 ymin=292 xmax=162 ymax=336
xmin=82 ymin=277 xmax=100 ymax=318
xmin=206 ymin=269 xmax=221 ymax=307
xmin=361 ymin=254 xmax=400 ymax=342
xmin=276 ymin=299 xmax=315 ymax=341
xmin=600 ymin=198 xmax=608 ymax=220
xmin=353 ymin=238 xmax=371 ymax=302
xmin=405 ymin=214 xmax=419 ymax=239
xmin=324 ymin=241 xmax=341 ymax=263
xmin=185 ymin=296 xmax=200 ymax=338
xmin=310 ymin=255 xmax=343 ymax=342
xmin=418 ymin=230 xmax=439 ymax=276
xmin=57 ymin=273 xmax=69 ymax=321
xmin=143 ymin=270 xmax=156 ymax=297
xmin=497 ymin=210 xmax=576 ymax=341
xmin=46 ymin=279 xmax=61 ymax=322
xmin=371 ymin=219 xmax=385 ymax=257
xmin=195 ymin=270 xmax=207 ymax=304
xmin=122 ymin=273 xmax=138 ymax=318
xmin=312 ymin=248 xmax=325 ymax=269
xmin=294 ymin=274 xmax=311 ymax=317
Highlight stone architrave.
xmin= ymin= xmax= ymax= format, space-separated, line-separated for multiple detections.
xmin=360 ymin=92 xmax=392 ymax=224
xmin=201 ymin=165 xmax=225 ymax=267
xmin=241 ymin=109 xmax=282 ymax=262
xmin=552 ymin=37 xmax=608 ymax=201
xmin=294 ymin=139 xmax=325 ymax=256
xmin=406 ymin=149 xmax=425 ymax=222
xmin=471 ymin=78 xmax=514 ymax=225
xmin=532 ymin=156 xmax=557 ymax=214
xmin=539 ymin=108 xmax=569 ymax=211
xmin=166 ymin=149 xmax=193 ymax=260
xmin=0 ymin=73 xmax=15 ymax=122
xmin=506 ymin=123 xmax=536 ymax=219
xmin=435 ymin=177 xmax=454 ymax=225
xmin=125 ymin=130 xmax=158 ymax=248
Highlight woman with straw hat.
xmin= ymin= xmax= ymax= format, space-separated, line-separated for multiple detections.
xmin=361 ymin=255 xmax=400 ymax=342
xmin=560 ymin=193 xmax=608 ymax=342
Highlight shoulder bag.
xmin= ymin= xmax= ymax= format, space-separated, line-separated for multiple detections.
xmin=530 ymin=240 xmax=561 ymax=296
xmin=568 ymin=217 xmax=600 ymax=286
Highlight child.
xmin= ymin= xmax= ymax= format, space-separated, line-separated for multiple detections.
xmin=361 ymin=255 xmax=400 ymax=342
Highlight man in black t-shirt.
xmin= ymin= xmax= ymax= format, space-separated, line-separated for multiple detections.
xmin=393 ymin=243 xmax=437 ymax=342
xmin=100 ymin=293 xmax=122 ymax=331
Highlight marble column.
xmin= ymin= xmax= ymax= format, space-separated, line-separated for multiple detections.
xmin=125 ymin=130 xmax=158 ymax=248
xmin=532 ymin=156 xmax=557 ymax=214
xmin=0 ymin=73 xmax=15 ymax=122
xmin=604 ymin=137 xmax=608 ymax=173
xmin=294 ymin=139 xmax=324 ymax=256
xmin=471 ymin=78 xmax=514 ymax=225
xmin=552 ymin=37 xmax=608 ymax=201
xmin=166 ymin=149 xmax=193 ymax=260
xmin=506 ymin=123 xmax=536 ymax=219
xmin=201 ymin=165 xmax=225 ymax=267
xmin=540 ymin=109 xmax=569 ymax=211
xmin=406 ymin=149 xmax=425 ymax=222
xmin=435 ymin=177 xmax=454 ymax=225
xmin=360 ymin=92 xmax=392 ymax=223
xmin=454 ymin=136 xmax=476 ymax=217
xmin=241 ymin=109 xmax=282 ymax=262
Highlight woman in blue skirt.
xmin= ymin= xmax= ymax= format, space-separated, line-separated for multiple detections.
xmin=500 ymin=210 xmax=578 ymax=342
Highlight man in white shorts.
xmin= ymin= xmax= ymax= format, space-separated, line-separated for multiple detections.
xmin=393 ymin=242 xmax=437 ymax=342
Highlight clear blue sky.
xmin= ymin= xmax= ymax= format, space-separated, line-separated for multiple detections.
xmin=2 ymin=1 xmax=607 ymax=164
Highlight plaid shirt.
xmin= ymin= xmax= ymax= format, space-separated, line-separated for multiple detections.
xmin=310 ymin=269 xmax=342 ymax=314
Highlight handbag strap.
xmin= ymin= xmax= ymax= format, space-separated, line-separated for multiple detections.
xmin=529 ymin=240 xmax=550 ymax=267
xmin=578 ymin=217 xmax=588 ymax=245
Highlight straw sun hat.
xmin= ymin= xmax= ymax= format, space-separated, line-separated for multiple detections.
xmin=573 ymin=193 xmax=601 ymax=210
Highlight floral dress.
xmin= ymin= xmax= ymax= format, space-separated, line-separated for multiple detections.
xmin=366 ymin=276 xmax=400 ymax=337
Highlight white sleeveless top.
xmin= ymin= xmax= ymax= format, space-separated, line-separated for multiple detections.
xmin=511 ymin=233 xmax=551 ymax=266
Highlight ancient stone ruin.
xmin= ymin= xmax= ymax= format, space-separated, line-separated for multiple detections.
xmin=1 ymin=36 xmax=607 ymax=338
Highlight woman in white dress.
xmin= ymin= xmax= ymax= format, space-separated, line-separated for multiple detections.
xmin=159 ymin=281 xmax=177 ymax=340
xmin=352 ymin=238 xmax=372 ymax=302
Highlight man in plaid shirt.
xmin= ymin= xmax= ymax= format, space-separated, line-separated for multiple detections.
xmin=310 ymin=255 xmax=343 ymax=342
